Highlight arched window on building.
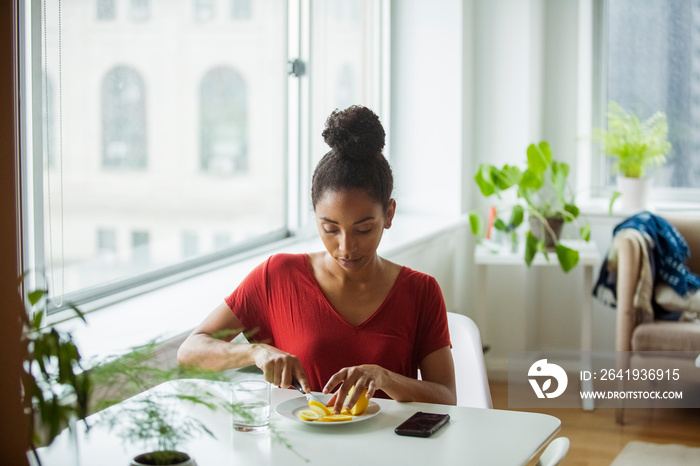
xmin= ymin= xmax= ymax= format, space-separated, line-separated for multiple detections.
xmin=101 ymin=66 xmax=147 ymax=169
xmin=200 ymin=67 xmax=248 ymax=174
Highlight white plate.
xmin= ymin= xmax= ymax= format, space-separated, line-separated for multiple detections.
xmin=275 ymin=396 xmax=381 ymax=426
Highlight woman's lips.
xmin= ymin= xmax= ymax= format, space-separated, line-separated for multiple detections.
xmin=338 ymin=257 xmax=362 ymax=269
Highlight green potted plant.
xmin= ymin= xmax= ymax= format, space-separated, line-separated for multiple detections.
xmin=89 ymin=340 xmax=302 ymax=466
xmin=90 ymin=343 xmax=234 ymax=466
xmin=470 ymin=141 xmax=591 ymax=272
xmin=20 ymin=281 xmax=91 ymax=466
xmin=593 ymin=101 xmax=672 ymax=211
xmin=20 ymin=283 xmax=300 ymax=465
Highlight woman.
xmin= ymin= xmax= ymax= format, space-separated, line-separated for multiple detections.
xmin=177 ymin=106 xmax=456 ymax=411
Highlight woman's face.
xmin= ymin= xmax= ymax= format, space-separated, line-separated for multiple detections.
xmin=314 ymin=189 xmax=395 ymax=273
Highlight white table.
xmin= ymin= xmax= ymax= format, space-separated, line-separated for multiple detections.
xmin=475 ymin=239 xmax=602 ymax=410
xmin=37 ymin=380 xmax=561 ymax=466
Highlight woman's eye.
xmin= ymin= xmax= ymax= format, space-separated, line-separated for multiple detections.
xmin=357 ymin=228 xmax=372 ymax=234
xmin=323 ymin=229 xmax=338 ymax=234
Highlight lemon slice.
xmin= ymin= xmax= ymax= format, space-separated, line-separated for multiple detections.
xmin=308 ymin=400 xmax=332 ymax=416
xmin=298 ymin=409 xmax=321 ymax=422
xmin=322 ymin=414 xmax=353 ymax=422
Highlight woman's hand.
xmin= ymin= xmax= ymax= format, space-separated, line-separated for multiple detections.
xmin=251 ymin=344 xmax=310 ymax=392
xmin=323 ymin=365 xmax=386 ymax=413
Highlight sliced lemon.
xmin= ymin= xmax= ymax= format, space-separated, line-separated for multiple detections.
xmin=308 ymin=399 xmax=332 ymax=416
xmin=321 ymin=414 xmax=353 ymax=422
xmin=298 ymin=409 xmax=321 ymax=422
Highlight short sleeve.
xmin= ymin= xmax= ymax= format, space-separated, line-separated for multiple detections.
xmin=414 ymin=275 xmax=451 ymax=363
xmin=224 ymin=257 xmax=274 ymax=345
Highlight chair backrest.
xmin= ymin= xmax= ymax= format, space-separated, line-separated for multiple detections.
xmin=536 ymin=437 xmax=570 ymax=466
xmin=447 ymin=312 xmax=493 ymax=408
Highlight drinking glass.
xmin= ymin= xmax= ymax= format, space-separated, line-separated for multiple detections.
xmin=232 ymin=380 xmax=270 ymax=432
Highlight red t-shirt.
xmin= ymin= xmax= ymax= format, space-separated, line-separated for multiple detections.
xmin=224 ymin=253 xmax=451 ymax=395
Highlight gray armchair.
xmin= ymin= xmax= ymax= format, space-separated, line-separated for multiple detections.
xmin=613 ymin=213 xmax=700 ymax=423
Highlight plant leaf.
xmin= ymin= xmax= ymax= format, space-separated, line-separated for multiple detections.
xmin=527 ymin=143 xmax=549 ymax=175
xmin=519 ymin=168 xmax=543 ymax=191
xmin=494 ymin=218 xmax=508 ymax=232
xmin=555 ymin=244 xmax=579 ymax=273
xmin=509 ymin=205 xmax=524 ymax=228
xmin=468 ymin=211 xmax=482 ymax=236
xmin=563 ymin=203 xmax=579 ymax=220
xmin=524 ymin=231 xmax=539 ymax=266
xmin=28 ymin=289 xmax=47 ymax=306
xmin=580 ymin=224 xmax=591 ymax=242
xmin=474 ymin=164 xmax=497 ymax=197
xmin=608 ymin=191 xmax=621 ymax=215
xmin=496 ymin=165 xmax=522 ymax=191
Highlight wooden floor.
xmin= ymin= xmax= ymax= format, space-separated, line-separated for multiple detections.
xmin=489 ymin=380 xmax=700 ymax=465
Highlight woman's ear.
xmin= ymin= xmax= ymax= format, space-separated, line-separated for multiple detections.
xmin=384 ymin=199 xmax=396 ymax=229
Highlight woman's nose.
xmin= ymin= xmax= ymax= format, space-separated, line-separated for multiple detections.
xmin=338 ymin=232 xmax=356 ymax=254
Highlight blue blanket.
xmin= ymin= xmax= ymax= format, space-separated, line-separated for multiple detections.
xmin=593 ymin=211 xmax=700 ymax=321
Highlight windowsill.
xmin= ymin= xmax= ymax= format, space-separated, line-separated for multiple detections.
xmin=578 ymin=197 xmax=700 ymax=219
xmin=56 ymin=213 xmax=469 ymax=362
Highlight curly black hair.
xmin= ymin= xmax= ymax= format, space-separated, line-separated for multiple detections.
xmin=311 ymin=105 xmax=393 ymax=210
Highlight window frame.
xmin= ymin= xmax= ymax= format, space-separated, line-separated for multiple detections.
xmin=19 ymin=0 xmax=389 ymax=317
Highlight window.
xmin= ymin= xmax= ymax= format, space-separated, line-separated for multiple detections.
xmin=200 ymin=67 xmax=248 ymax=174
xmin=599 ymin=0 xmax=700 ymax=199
xmin=97 ymin=0 xmax=116 ymax=21
xmin=102 ymin=66 xmax=148 ymax=169
xmin=231 ymin=0 xmax=252 ymax=20
xmin=194 ymin=0 xmax=214 ymax=22
xmin=131 ymin=231 xmax=150 ymax=264
xmin=22 ymin=0 xmax=387 ymax=313
xmin=130 ymin=0 xmax=150 ymax=22
xmin=182 ymin=231 xmax=198 ymax=258
xmin=97 ymin=228 xmax=117 ymax=255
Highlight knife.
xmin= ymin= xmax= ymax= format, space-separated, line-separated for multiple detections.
xmin=290 ymin=377 xmax=325 ymax=405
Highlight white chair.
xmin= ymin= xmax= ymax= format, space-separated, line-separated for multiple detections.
xmin=536 ymin=437 xmax=570 ymax=466
xmin=446 ymin=312 xmax=493 ymax=408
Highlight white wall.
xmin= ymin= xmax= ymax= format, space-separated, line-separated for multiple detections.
xmin=390 ymin=0 xmax=465 ymax=217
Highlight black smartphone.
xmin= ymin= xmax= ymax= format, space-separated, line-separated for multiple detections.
xmin=394 ymin=411 xmax=450 ymax=438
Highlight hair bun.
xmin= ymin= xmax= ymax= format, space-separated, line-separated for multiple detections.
xmin=322 ymin=105 xmax=385 ymax=160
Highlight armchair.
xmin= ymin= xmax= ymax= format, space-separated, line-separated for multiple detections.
xmin=614 ymin=213 xmax=700 ymax=423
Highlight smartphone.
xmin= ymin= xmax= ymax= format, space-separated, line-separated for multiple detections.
xmin=394 ymin=411 xmax=450 ymax=438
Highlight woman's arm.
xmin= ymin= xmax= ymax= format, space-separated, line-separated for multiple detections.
xmin=323 ymin=346 xmax=457 ymax=412
xmin=177 ymin=302 xmax=311 ymax=391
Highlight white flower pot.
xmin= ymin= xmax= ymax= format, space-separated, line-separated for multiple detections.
xmin=617 ymin=176 xmax=651 ymax=211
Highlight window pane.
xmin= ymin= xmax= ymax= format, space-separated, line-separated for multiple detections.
xmin=96 ymin=0 xmax=116 ymax=21
xmin=102 ymin=66 xmax=148 ymax=169
xmin=310 ymin=0 xmax=382 ymax=166
xmin=38 ymin=0 xmax=287 ymax=298
xmin=606 ymin=0 xmax=700 ymax=189
xmin=200 ymin=67 xmax=248 ymax=174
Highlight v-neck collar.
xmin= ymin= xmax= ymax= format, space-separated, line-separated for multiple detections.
xmin=302 ymin=253 xmax=406 ymax=329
